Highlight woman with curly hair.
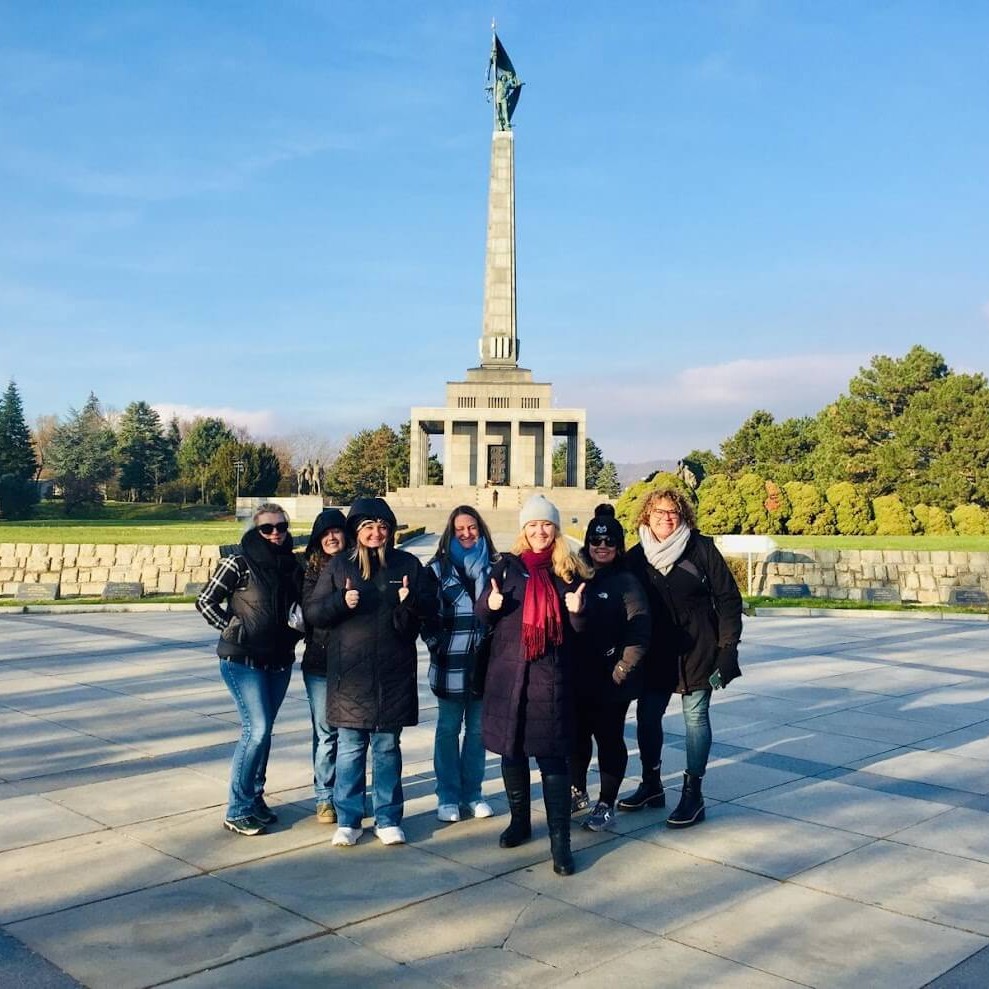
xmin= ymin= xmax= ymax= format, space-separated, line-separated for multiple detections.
xmin=619 ymin=487 xmax=743 ymax=828
xmin=476 ymin=494 xmax=592 ymax=876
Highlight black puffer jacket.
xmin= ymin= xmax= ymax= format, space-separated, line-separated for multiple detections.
xmin=476 ymin=554 xmax=585 ymax=759
xmin=626 ymin=530 xmax=743 ymax=694
xmin=217 ymin=529 xmax=302 ymax=667
xmin=304 ymin=547 xmax=427 ymax=731
xmin=573 ymin=563 xmax=650 ymax=704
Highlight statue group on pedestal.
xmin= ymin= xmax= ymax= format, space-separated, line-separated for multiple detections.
xmin=297 ymin=459 xmax=324 ymax=496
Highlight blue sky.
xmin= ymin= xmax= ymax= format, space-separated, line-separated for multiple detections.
xmin=2 ymin=1 xmax=987 ymax=463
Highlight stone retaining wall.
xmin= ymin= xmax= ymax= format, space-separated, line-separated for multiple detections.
xmin=0 ymin=544 xmax=222 ymax=597
xmin=750 ymin=549 xmax=989 ymax=604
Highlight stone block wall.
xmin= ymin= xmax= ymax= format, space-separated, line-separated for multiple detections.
xmin=748 ymin=550 xmax=989 ymax=605
xmin=0 ymin=544 xmax=223 ymax=597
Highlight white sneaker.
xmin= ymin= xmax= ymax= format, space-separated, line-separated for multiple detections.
xmin=469 ymin=800 xmax=495 ymax=819
xmin=375 ymin=825 xmax=406 ymax=846
xmin=437 ymin=804 xmax=461 ymax=822
xmin=331 ymin=826 xmax=362 ymax=847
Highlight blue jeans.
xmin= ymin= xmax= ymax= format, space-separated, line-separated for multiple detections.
xmin=303 ymin=672 xmax=337 ymax=803
xmin=219 ymin=659 xmax=293 ymax=819
xmin=635 ymin=688 xmax=712 ymax=779
xmin=334 ymin=727 xmax=403 ymax=829
xmin=434 ymin=695 xmax=486 ymax=806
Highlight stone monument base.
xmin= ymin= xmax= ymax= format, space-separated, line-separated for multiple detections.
xmin=235 ymin=496 xmax=327 ymax=527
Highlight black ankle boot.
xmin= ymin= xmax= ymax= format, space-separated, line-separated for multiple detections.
xmin=666 ymin=773 xmax=705 ymax=828
xmin=499 ymin=763 xmax=532 ymax=848
xmin=542 ymin=774 xmax=575 ymax=876
xmin=617 ymin=773 xmax=665 ymax=812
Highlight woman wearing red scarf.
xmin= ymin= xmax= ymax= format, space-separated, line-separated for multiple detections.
xmin=476 ymin=495 xmax=592 ymax=876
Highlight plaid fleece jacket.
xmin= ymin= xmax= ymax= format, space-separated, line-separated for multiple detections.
xmin=424 ymin=560 xmax=488 ymax=700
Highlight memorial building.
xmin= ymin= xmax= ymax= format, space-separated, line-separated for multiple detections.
xmin=401 ymin=33 xmax=591 ymax=510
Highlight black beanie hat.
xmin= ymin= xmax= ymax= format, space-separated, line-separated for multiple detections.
xmin=305 ymin=508 xmax=347 ymax=556
xmin=583 ymin=503 xmax=625 ymax=555
xmin=346 ymin=497 xmax=398 ymax=546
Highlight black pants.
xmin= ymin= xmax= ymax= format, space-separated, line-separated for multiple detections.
xmin=570 ymin=696 xmax=631 ymax=805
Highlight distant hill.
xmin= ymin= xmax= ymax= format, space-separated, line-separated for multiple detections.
xmin=614 ymin=460 xmax=678 ymax=490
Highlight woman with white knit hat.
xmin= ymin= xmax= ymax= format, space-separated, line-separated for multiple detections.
xmin=476 ymin=494 xmax=592 ymax=876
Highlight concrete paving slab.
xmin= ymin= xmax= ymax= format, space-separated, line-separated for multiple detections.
xmin=6 ymin=873 xmax=323 ymax=989
xmin=635 ymin=802 xmax=874 ymax=880
xmin=927 ymin=944 xmax=989 ymax=989
xmin=795 ymin=838 xmax=989 ymax=935
xmin=695 ymin=754 xmax=807 ymax=801
xmin=670 ymin=882 xmax=988 ymax=989
xmin=0 ymin=929 xmax=83 ymax=989
xmin=854 ymin=687 xmax=989 ymax=729
xmin=44 ymin=767 xmax=225 ymax=825
xmin=506 ymin=838 xmax=776 ymax=935
xmin=167 ymin=933 xmax=441 ymax=988
xmin=890 ymin=806 xmax=989 ymax=863
xmin=734 ymin=776 xmax=954 ymax=836
xmin=120 ymin=801 xmax=321 ymax=871
xmin=723 ymin=723 xmax=903 ymax=766
xmin=0 ymin=829 xmax=199 ymax=924
xmin=564 ymin=937 xmax=800 ymax=987
xmin=0 ymin=793 xmax=106 ymax=852
xmin=792 ymin=707 xmax=949 ymax=745
xmin=848 ymin=748 xmax=989 ymax=795
xmin=217 ymin=836 xmax=492 ymax=929
xmin=815 ymin=665 xmax=972 ymax=697
xmin=910 ymin=719 xmax=989 ymax=761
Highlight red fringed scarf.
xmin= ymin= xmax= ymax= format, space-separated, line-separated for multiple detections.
xmin=520 ymin=548 xmax=563 ymax=661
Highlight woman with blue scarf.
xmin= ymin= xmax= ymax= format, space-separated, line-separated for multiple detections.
xmin=423 ymin=506 xmax=499 ymax=822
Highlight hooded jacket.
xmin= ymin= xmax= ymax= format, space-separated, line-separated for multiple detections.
xmin=300 ymin=509 xmax=348 ymax=677
xmin=303 ymin=497 xmax=431 ymax=730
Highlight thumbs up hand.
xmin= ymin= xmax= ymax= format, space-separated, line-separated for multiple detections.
xmin=488 ymin=577 xmax=504 ymax=612
xmin=565 ymin=582 xmax=587 ymax=614
xmin=398 ymin=574 xmax=410 ymax=604
xmin=344 ymin=576 xmax=360 ymax=610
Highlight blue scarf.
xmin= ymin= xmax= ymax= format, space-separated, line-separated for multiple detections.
xmin=449 ymin=536 xmax=491 ymax=594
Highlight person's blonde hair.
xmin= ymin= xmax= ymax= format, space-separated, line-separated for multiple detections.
xmin=252 ymin=502 xmax=289 ymax=526
xmin=511 ymin=531 xmax=593 ymax=583
xmin=352 ymin=543 xmax=387 ymax=581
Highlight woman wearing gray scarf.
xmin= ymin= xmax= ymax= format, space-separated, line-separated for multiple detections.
xmin=620 ymin=487 xmax=743 ymax=828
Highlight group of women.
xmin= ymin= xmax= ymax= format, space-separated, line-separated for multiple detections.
xmin=197 ymin=487 xmax=743 ymax=875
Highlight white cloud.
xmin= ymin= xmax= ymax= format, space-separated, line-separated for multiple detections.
xmin=559 ymin=352 xmax=867 ymax=462
xmin=152 ymin=403 xmax=277 ymax=437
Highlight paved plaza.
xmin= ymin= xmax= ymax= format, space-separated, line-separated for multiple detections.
xmin=1 ymin=575 xmax=988 ymax=986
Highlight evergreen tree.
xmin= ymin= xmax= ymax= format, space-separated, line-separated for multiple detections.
xmin=47 ymin=393 xmax=117 ymax=513
xmin=325 ymin=424 xmax=400 ymax=503
xmin=825 ymin=481 xmax=875 ymax=535
xmin=116 ymin=401 xmax=172 ymax=502
xmin=696 ymin=473 xmax=744 ymax=534
xmin=871 ymin=494 xmax=916 ymax=535
xmin=596 ymin=460 xmax=620 ymax=498
xmin=783 ymin=481 xmax=836 ymax=535
xmin=0 ymin=380 xmax=39 ymax=481
xmin=178 ymin=417 xmax=235 ymax=503
xmin=213 ymin=440 xmax=282 ymax=507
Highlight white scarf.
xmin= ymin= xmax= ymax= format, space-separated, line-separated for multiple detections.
xmin=638 ymin=522 xmax=691 ymax=576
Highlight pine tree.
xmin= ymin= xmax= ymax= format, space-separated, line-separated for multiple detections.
xmin=0 ymin=380 xmax=39 ymax=481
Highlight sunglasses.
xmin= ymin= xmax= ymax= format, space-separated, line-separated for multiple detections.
xmin=589 ymin=536 xmax=617 ymax=547
xmin=258 ymin=521 xmax=289 ymax=535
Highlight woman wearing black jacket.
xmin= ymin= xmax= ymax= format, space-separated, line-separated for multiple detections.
xmin=620 ymin=487 xmax=743 ymax=828
xmin=197 ymin=503 xmax=303 ymax=837
xmin=304 ymin=497 xmax=427 ymax=848
xmin=300 ymin=508 xmax=348 ymax=826
xmin=570 ymin=506 xmax=650 ymax=832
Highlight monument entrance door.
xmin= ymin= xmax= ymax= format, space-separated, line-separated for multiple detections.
xmin=488 ymin=444 xmax=508 ymax=485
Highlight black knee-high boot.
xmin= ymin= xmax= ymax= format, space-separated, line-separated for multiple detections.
xmin=542 ymin=774 xmax=575 ymax=876
xmin=499 ymin=763 xmax=532 ymax=848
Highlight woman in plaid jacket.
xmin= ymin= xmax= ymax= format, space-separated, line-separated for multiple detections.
xmin=423 ymin=506 xmax=499 ymax=824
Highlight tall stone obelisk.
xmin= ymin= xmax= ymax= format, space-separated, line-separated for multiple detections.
xmin=479 ymin=129 xmax=519 ymax=368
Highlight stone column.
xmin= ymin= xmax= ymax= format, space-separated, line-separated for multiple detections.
xmin=442 ymin=418 xmax=452 ymax=486
xmin=509 ymin=417 xmax=520 ymax=487
xmin=542 ymin=421 xmax=554 ymax=488
xmin=409 ymin=417 xmax=423 ymax=487
xmin=576 ymin=419 xmax=586 ymax=489
xmin=477 ymin=418 xmax=488 ymax=486
xmin=479 ymin=130 xmax=519 ymax=369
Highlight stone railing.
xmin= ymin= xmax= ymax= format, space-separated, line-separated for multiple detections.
xmin=0 ymin=543 xmax=223 ymax=598
xmin=750 ymin=549 xmax=989 ymax=605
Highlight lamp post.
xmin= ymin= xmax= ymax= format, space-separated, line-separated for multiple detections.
xmin=234 ymin=459 xmax=245 ymax=502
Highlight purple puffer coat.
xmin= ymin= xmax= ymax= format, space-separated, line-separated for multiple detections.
xmin=475 ymin=553 xmax=585 ymax=759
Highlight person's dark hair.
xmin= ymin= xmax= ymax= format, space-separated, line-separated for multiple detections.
xmin=432 ymin=505 xmax=498 ymax=568
xmin=637 ymin=488 xmax=697 ymax=530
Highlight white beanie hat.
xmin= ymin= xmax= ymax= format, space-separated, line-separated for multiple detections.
xmin=519 ymin=494 xmax=561 ymax=530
